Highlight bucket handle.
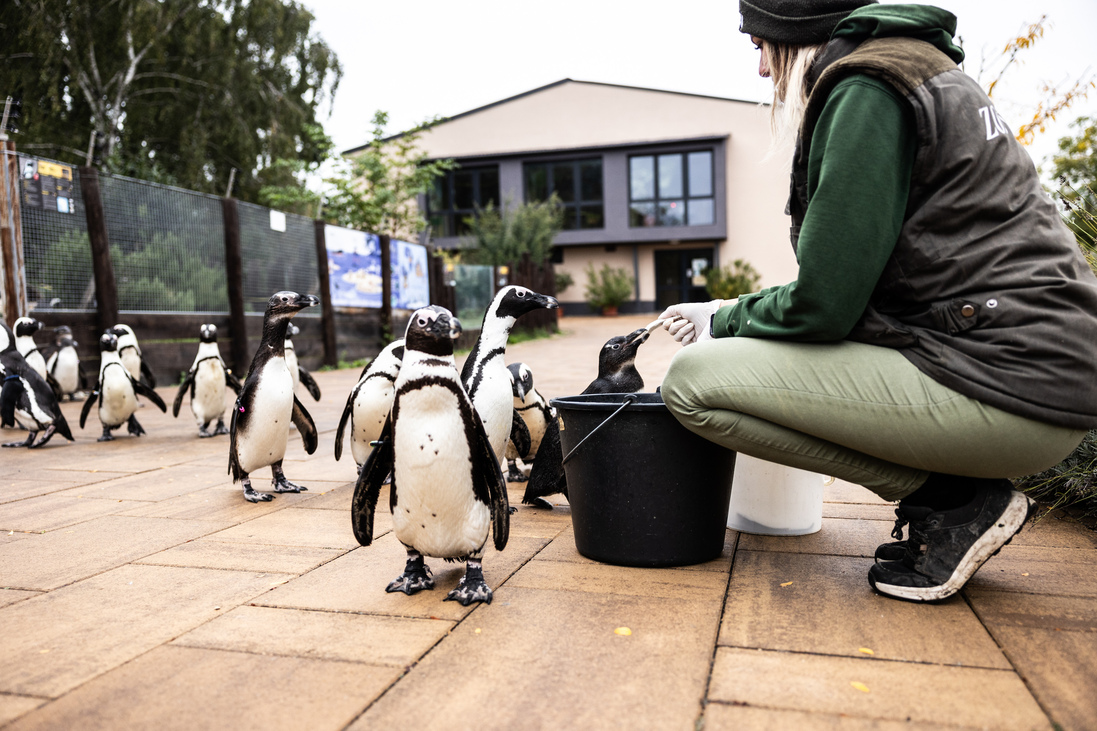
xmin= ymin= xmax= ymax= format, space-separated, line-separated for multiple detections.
xmin=560 ymin=393 xmax=638 ymax=466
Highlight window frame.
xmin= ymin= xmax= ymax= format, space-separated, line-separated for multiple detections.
xmin=428 ymin=165 xmax=500 ymax=238
xmin=627 ymin=149 xmax=715 ymax=228
xmin=523 ymin=157 xmax=604 ymax=231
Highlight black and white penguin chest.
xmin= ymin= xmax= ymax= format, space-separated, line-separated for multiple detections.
xmin=191 ymin=344 xmax=228 ymax=423
xmin=391 ymin=358 xmax=490 ymax=559
xmin=351 ymin=373 xmax=396 ymax=464
xmin=468 ymin=355 xmax=513 ymax=463
xmin=98 ymin=360 xmax=138 ymax=426
xmin=48 ymin=347 xmax=80 ymax=394
xmin=517 ymin=396 xmax=551 ymax=457
xmin=234 ymin=357 xmax=295 ymax=474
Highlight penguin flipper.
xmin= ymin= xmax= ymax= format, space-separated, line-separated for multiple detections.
xmin=79 ymin=391 xmax=99 ymax=429
xmin=46 ymin=371 xmax=63 ymax=401
xmin=133 ymin=378 xmax=167 ymax=412
xmin=467 ymin=407 xmax=509 ymax=551
xmin=351 ymin=418 xmax=393 ymax=546
xmin=299 ymin=367 xmax=321 ymax=401
xmin=291 ymin=395 xmax=318 ymax=455
xmin=523 ymin=418 xmax=567 ymax=506
xmin=140 ymin=359 xmax=157 ymax=389
xmin=1 ymin=377 xmax=22 ymax=427
xmin=172 ymin=371 xmax=195 ymax=417
xmin=509 ymin=410 xmax=532 ymax=459
xmin=52 ymin=409 xmax=74 ymax=442
xmin=224 ymin=368 xmax=242 ymax=395
xmin=228 ymin=398 xmax=243 ymax=480
xmin=334 ymin=386 xmax=358 ymax=461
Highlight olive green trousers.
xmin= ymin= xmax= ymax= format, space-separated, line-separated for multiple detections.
xmin=661 ymin=338 xmax=1086 ymax=502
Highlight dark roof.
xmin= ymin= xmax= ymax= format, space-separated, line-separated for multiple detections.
xmin=341 ymin=78 xmax=764 ymax=156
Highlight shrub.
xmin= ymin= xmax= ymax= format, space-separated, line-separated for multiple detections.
xmin=704 ymin=258 xmax=762 ymax=300
xmin=584 ymin=263 xmax=634 ymax=310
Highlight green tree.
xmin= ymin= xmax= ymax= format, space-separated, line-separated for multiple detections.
xmin=1049 ymin=117 xmax=1097 ymax=269
xmin=584 ymin=263 xmax=634 ymax=311
xmin=2 ymin=0 xmax=341 ymax=204
xmin=460 ymin=195 xmax=564 ymax=266
xmin=704 ymin=259 xmax=762 ymax=300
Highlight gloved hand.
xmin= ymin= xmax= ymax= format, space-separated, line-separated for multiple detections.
xmin=658 ymin=299 xmax=731 ymax=346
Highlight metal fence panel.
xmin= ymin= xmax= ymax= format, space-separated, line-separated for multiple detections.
xmin=98 ymin=172 xmax=227 ymax=313
xmin=237 ymin=201 xmax=319 ymax=316
xmin=19 ymin=155 xmax=93 ymax=312
xmin=453 ymin=264 xmax=493 ymax=328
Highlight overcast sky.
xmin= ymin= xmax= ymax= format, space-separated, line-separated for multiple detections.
xmin=300 ymin=0 xmax=1096 ymax=173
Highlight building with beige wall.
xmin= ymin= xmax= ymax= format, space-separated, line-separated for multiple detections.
xmin=346 ymin=79 xmax=796 ymax=314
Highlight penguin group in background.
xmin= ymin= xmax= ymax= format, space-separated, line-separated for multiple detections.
xmin=352 ymin=305 xmax=509 ymax=606
xmin=335 ymin=338 xmax=404 ymax=471
xmin=504 ymin=362 xmax=558 ymax=487
xmin=285 ymin=323 xmax=321 ymax=401
xmin=1 ymin=321 xmax=74 ymax=448
xmin=172 ymin=324 xmax=242 ymax=437
xmin=80 ymin=332 xmax=167 ymax=440
xmin=460 ymin=286 xmax=558 ymax=479
xmin=229 ymin=291 xmax=320 ymax=503
xmin=13 ymin=317 xmax=62 ymax=399
xmin=111 ymin=324 xmax=156 ymax=388
xmin=46 ymin=326 xmax=86 ymax=400
xmin=523 ymin=328 xmax=651 ymax=508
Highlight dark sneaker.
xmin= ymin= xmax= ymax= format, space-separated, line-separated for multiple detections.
xmin=874 ymin=506 xmax=911 ymax=563
xmin=867 ymin=480 xmax=1035 ymax=602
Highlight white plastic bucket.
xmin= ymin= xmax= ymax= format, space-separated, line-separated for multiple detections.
xmin=727 ymin=454 xmax=824 ymax=536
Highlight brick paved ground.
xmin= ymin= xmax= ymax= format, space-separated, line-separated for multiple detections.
xmin=1 ymin=313 xmax=1094 ymax=730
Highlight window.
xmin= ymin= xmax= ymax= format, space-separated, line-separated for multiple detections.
xmin=629 ymin=150 xmax=714 ymax=227
xmin=429 ymin=165 xmax=500 ymax=237
xmin=524 ymin=158 xmax=603 ymax=230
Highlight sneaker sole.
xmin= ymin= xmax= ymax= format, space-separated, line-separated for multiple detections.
xmin=869 ymin=492 xmax=1035 ymax=602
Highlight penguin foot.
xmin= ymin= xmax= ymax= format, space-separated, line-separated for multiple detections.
xmin=506 ymin=468 xmax=529 ymax=483
xmin=508 ymin=506 xmax=518 ymax=514
xmin=213 ymin=420 xmax=229 ymax=436
xmin=126 ymin=415 xmax=146 ymax=437
xmin=385 ymin=558 xmax=434 ymax=595
xmin=271 ymin=475 xmax=308 ymax=493
xmin=523 ymin=496 xmax=556 ymax=510
xmin=444 ymin=565 xmax=492 ymax=606
xmin=243 ymin=486 xmax=275 ymax=503
xmin=2 ymin=432 xmax=36 ymax=448
xmin=198 ymin=426 xmax=214 ymax=438
xmin=98 ymin=426 xmax=116 ymax=442
xmin=28 ymin=426 xmax=57 ymax=449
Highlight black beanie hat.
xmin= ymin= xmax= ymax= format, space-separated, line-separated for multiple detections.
xmin=740 ymin=0 xmax=878 ymax=46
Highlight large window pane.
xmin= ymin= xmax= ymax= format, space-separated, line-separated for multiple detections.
xmin=658 ymin=154 xmax=683 ymax=198
xmin=630 ymin=156 xmax=654 ymax=200
xmin=630 ymin=202 xmax=656 ymax=227
xmin=554 ymin=163 xmax=576 ymax=203
xmin=428 ymin=165 xmax=499 ymax=237
xmin=580 ymin=161 xmax=602 ymax=201
xmin=688 ymin=198 xmax=714 ymax=226
xmin=480 ymin=169 xmax=500 ymax=208
xmin=658 ymin=199 xmax=685 ymax=226
xmin=688 ymin=151 xmax=713 ymax=197
xmin=454 ymin=171 xmax=475 ymax=210
xmin=525 ymin=164 xmax=548 ymax=201
xmin=581 ymin=204 xmax=604 ymax=229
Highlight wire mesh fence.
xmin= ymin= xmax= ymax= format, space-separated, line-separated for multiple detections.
xmin=18 ymin=154 xmax=94 ymax=312
xmin=237 ymin=201 xmax=320 ymax=316
xmin=98 ymin=172 xmax=228 ymax=313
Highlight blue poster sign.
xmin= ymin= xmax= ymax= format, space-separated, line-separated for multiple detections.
xmin=326 ymin=225 xmax=382 ymax=308
xmin=391 ymin=239 xmax=430 ymax=311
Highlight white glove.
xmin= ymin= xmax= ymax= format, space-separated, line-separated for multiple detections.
xmin=658 ymin=299 xmax=730 ymax=346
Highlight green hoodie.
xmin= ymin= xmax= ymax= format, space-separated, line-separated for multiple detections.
xmin=714 ymin=5 xmax=963 ymax=341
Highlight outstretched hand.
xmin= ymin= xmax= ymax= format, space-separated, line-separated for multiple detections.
xmin=658 ymin=299 xmax=730 ymax=346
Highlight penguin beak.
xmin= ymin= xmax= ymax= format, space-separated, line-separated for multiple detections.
xmin=446 ymin=315 xmax=463 ymax=341
xmin=539 ymin=294 xmax=560 ymax=310
xmin=625 ymin=328 xmax=650 ymax=348
xmin=293 ymin=294 xmax=320 ymax=310
xmin=514 ymin=379 xmax=526 ymax=401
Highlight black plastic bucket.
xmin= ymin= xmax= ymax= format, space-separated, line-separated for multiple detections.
xmin=551 ymin=392 xmax=736 ymax=567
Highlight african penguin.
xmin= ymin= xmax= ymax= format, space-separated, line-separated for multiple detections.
xmin=351 ymin=305 xmax=509 ymax=606
xmin=581 ymin=328 xmax=649 ymax=394
xmin=0 ymin=321 xmax=74 ymax=448
xmin=504 ymin=362 xmax=552 ymax=481
xmin=172 ymin=324 xmax=242 ymax=437
xmin=79 ymin=333 xmax=167 ymax=440
xmin=13 ymin=317 xmax=49 ymax=380
xmin=228 ymin=291 xmax=320 ymax=503
xmin=335 ymin=338 xmax=404 ymax=470
xmin=46 ymin=326 xmax=85 ymax=400
xmin=111 ymin=324 xmax=156 ymax=388
xmin=285 ymin=323 xmax=321 ymax=401
xmin=459 ymin=286 xmax=558 ymax=473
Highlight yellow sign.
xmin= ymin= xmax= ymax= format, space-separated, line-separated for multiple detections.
xmin=37 ymin=161 xmax=72 ymax=180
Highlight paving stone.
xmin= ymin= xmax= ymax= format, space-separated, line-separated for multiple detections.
xmin=708 ymin=647 xmax=1047 ymax=729
xmin=1010 ymin=511 xmax=1097 ymax=549
xmin=967 ymin=588 xmax=1097 ymax=631
xmin=204 ymin=506 xmax=360 ymax=549
xmin=738 ymin=517 xmax=895 ymax=558
xmin=0 ymin=479 xmax=87 ymax=505
xmin=703 ymin=703 xmax=962 ymax=730
xmin=0 ymin=590 xmax=40 ymax=609
xmin=259 ymin=533 xmax=550 ymax=621
xmin=720 ymin=551 xmax=1009 ymax=668
xmin=976 ymin=626 xmax=1097 ymax=731
xmin=968 ymin=546 xmax=1097 ymax=596
xmin=0 ymin=563 xmax=283 ymax=697
xmin=0 ymin=695 xmax=45 ymax=727
xmin=0 ymin=515 xmax=225 ymax=591
xmin=0 ymin=494 xmax=145 ymax=532
xmin=532 ymin=525 xmax=737 ymax=572
xmin=294 ymin=482 xmax=354 ymax=510
xmin=117 ymin=483 xmax=314 ymax=522
xmin=4 ymin=645 xmax=396 ymax=731
xmin=55 ymin=464 xmax=229 ymax=502
xmin=136 ymin=539 xmax=345 ymax=574
xmin=350 ymin=585 xmax=722 ymax=731
xmin=822 ymin=503 xmax=897 ymax=521
xmin=174 ymin=604 xmax=454 ymax=666
xmin=509 ymin=557 xmax=729 ymax=600
xmin=824 ymin=479 xmax=890 ymax=505
xmin=281 ymin=455 xmax=359 ymax=483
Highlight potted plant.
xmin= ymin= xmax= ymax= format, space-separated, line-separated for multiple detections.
xmin=584 ymin=263 xmax=634 ymax=316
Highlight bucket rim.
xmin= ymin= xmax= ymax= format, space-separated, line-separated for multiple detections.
xmin=551 ymin=392 xmax=666 ymax=411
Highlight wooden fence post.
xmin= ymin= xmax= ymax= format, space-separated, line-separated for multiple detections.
xmin=78 ymin=167 xmax=118 ymax=335
xmin=221 ymin=197 xmax=249 ymax=374
xmin=380 ymin=234 xmax=392 ymax=344
xmin=313 ymin=220 xmax=337 ymax=367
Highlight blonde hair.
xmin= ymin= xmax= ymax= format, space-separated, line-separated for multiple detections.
xmin=762 ymin=40 xmax=827 ymax=157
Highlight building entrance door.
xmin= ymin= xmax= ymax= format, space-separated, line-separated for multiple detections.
xmin=654 ymin=248 xmax=714 ymax=311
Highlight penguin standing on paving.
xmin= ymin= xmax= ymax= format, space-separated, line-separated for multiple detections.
xmin=111 ymin=324 xmax=156 ymax=388
xmin=460 ymin=286 xmax=558 ymax=475
xmin=285 ymin=323 xmax=321 ymax=401
xmin=228 ymin=291 xmax=320 ymax=503
xmin=79 ymin=332 xmax=167 ymax=441
xmin=46 ymin=326 xmax=86 ymax=400
xmin=523 ymin=327 xmax=651 ymax=508
xmin=13 ymin=317 xmax=50 ymax=380
xmin=1 ymin=322 xmax=74 ymax=448
xmin=335 ymin=338 xmax=404 ymax=471
xmin=352 ymin=305 xmax=509 ymax=605
xmin=504 ymin=362 xmax=556 ymax=483
xmin=172 ymin=324 xmax=242 ymax=437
